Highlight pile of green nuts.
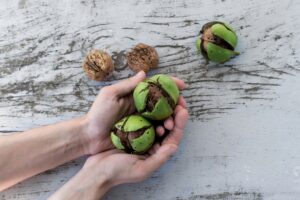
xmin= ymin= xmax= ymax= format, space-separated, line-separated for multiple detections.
xmin=111 ymin=74 xmax=179 ymax=154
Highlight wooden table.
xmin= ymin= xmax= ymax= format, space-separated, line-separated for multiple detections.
xmin=1 ymin=0 xmax=300 ymax=199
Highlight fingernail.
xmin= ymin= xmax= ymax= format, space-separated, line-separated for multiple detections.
xmin=136 ymin=70 xmax=146 ymax=78
xmin=138 ymin=70 xmax=145 ymax=75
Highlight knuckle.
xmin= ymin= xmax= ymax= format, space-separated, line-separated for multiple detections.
xmin=100 ymin=86 xmax=114 ymax=96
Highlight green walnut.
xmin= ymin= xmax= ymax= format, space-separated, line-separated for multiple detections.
xmin=196 ymin=21 xmax=239 ymax=63
xmin=133 ymin=74 xmax=179 ymax=120
xmin=111 ymin=115 xmax=155 ymax=154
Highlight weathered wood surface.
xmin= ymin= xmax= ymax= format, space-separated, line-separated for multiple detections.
xmin=1 ymin=0 xmax=300 ymax=199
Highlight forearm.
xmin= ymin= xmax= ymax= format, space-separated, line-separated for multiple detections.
xmin=0 ymin=117 xmax=89 ymax=191
xmin=49 ymin=167 xmax=111 ymax=200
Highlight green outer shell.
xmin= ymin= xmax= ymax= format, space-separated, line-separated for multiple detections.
xmin=149 ymin=74 xmax=179 ymax=105
xmin=114 ymin=117 xmax=127 ymax=130
xmin=222 ymin=23 xmax=236 ymax=34
xmin=206 ymin=42 xmax=239 ymax=63
xmin=111 ymin=132 xmax=125 ymax=150
xmin=142 ymin=97 xmax=173 ymax=120
xmin=196 ymin=37 xmax=201 ymax=52
xmin=197 ymin=21 xmax=239 ymax=63
xmin=211 ymin=23 xmax=238 ymax=48
xmin=111 ymin=115 xmax=155 ymax=154
xmin=133 ymin=82 xmax=149 ymax=113
xmin=133 ymin=74 xmax=180 ymax=120
xmin=120 ymin=115 xmax=152 ymax=132
xmin=131 ymin=126 xmax=155 ymax=153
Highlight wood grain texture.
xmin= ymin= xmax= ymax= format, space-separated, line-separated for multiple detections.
xmin=1 ymin=0 xmax=300 ymax=199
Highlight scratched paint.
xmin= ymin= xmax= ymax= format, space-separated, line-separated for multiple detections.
xmin=176 ymin=191 xmax=263 ymax=200
xmin=1 ymin=0 xmax=300 ymax=130
xmin=1 ymin=0 xmax=300 ymax=199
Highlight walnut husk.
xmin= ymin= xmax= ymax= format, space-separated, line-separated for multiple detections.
xmin=126 ymin=43 xmax=159 ymax=73
xmin=82 ymin=49 xmax=114 ymax=81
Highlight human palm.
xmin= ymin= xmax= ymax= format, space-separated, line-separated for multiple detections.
xmin=50 ymin=73 xmax=189 ymax=200
xmin=83 ymin=102 xmax=189 ymax=186
xmin=84 ymin=71 xmax=187 ymax=155
xmin=84 ymin=73 xmax=145 ymax=155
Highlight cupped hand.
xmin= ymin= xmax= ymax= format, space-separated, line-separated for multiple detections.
xmin=83 ymin=72 xmax=187 ymax=156
xmin=83 ymin=71 xmax=146 ymax=155
xmin=82 ymin=102 xmax=189 ymax=186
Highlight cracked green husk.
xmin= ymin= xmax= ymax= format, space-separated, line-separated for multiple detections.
xmin=133 ymin=74 xmax=179 ymax=120
xmin=110 ymin=115 xmax=155 ymax=154
xmin=196 ymin=21 xmax=239 ymax=63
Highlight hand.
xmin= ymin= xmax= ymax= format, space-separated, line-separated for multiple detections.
xmin=82 ymin=98 xmax=189 ymax=187
xmin=83 ymin=72 xmax=187 ymax=155
xmin=83 ymin=71 xmax=146 ymax=155
xmin=50 ymin=77 xmax=189 ymax=200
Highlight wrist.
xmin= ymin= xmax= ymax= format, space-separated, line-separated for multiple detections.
xmin=49 ymin=167 xmax=112 ymax=200
xmin=70 ymin=116 xmax=91 ymax=156
xmin=80 ymin=164 xmax=114 ymax=196
xmin=95 ymin=172 xmax=113 ymax=194
xmin=81 ymin=115 xmax=111 ymax=155
xmin=81 ymin=116 xmax=97 ymax=155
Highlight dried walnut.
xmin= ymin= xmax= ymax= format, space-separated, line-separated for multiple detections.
xmin=126 ymin=43 xmax=159 ymax=73
xmin=82 ymin=49 xmax=114 ymax=81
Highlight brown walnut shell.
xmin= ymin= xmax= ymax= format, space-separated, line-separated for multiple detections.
xmin=126 ymin=43 xmax=159 ymax=73
xmin=82 ymin=49 xmax=114 ymax=81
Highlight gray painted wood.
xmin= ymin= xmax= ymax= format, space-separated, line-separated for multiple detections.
xmin=1 ymin=0 xmax=300 ymax=199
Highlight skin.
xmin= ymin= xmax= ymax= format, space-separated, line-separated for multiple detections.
xmin=0 ymin=71 xmax=189 ymax=200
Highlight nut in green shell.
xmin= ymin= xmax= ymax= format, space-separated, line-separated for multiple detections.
xmin=133 ymin=74 xmax=179 ymax=120
xmin=196 ymin=21 xmax=239 ymax=63
xmin=111 ymin=115 xmax=155 ymax=154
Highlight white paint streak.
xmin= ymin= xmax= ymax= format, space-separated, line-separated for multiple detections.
xmin=1 ymin=0 xmax=300 ymax=199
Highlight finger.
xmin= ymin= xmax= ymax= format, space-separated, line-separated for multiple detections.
xmin=177 ymin=96 xmax=187 ymax=108
xmin=128 ymin=98 xmax=136 ymax=114
xmin=122 ymin=95 xmax=136 ymax=115
xmin=110 ymin=71 xmax=146 ymax=96
xmin=92 ymin=148 xmax=123 ymax=159
xmin=153 ymin=143 xmax=161 ymax=153
xmin=141 ymin=144 xmax=177 ymax=174
xmin=148 ymin=143 xmax=160 ymax=155
xmin=173 ymin=106 xmax=189 ymax=131
xmin=148 ymin=147 xmax=155 ymax=155
xmin=105 ymin=140 xmax=116 ymax=151
xmin=174 ymin=105 xmax=183 ymax=115
xmin=164 ymin=117 xmax=174 ymax=131
xmin=171 ymin=77 xmax=186 ymax=90
xmin=156 ymin=126 xmax=165 ymax=137
xmin=137 ymin=154 xmax=149 ymax=160
xmin=163 ymin=106 xmax=189 ymax=146
xmin=107 ymin=148 xmax=125 ymax=154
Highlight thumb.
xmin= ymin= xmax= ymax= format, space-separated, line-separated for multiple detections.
xmin=110 ymin=71 xmax=146 ymax=96
xmin=141 ymin=144 xmax=177 ymax=174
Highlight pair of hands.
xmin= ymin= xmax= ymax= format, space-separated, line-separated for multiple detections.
xmin=82 ymin=71 xmax=189 ymax=188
